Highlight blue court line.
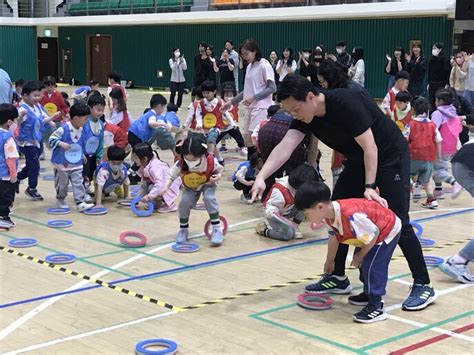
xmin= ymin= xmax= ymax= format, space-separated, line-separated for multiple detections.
xmin=1 ymin=208 xmax=472 ymax=310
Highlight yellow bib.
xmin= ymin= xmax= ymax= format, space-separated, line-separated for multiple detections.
xmin=342 ymin=238 xmax=364 ymax=247
xmin=183 ymin=172 xmax=207 ymax=189
xmin=203 ymin=113 xmax=217 ymax=129
xmin=44 ymin=102 xmax=58 ymax=117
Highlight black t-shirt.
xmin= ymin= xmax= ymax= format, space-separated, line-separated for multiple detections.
xmin=290 ymin=88 xmax=406 ymax=166
xmin=217 ymin=58 xmax=235 ymax=84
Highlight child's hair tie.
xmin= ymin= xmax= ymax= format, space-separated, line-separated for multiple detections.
xmin=201 ymin=143 xmax=208 ymax=150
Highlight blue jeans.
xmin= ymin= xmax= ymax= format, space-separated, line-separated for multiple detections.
xmin=18 ymin=146 xmax=41 ymax=189
xmin=464 ymin=90 xmax=474 ymax=107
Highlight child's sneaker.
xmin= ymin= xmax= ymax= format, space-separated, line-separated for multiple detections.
xmin=402 ymin=283 xmax=436 ymax=311
xmin=210 ymin=225 xmax=223 ymax=247
xmin=85 ymin=184 xmax=95 ymax=196
xmin=25 ymin=187 xmax=43 ymax=201
xmin=451 ymin=182 xmax=463 ymax=199
xmin=176 ymin=228 xmax=189 ymax=243
xmin=348 ymin=292 xmax=369 ymax=306
xmin=353 ymin=304 xmax=387 ymax=324
xmin=240 ymin=194 xmax=253 ymax=205
xmin=57 ymin=199 xmax=68 ymax=209
xmin=0 ymin=219 xmax=11 ymax=229
xmin=77 ymin=202 xmax=95 ymax=212
xmin=239 ymin=147 xmax=248 ymax=157
xmin=294 ymin=228 xmax=303 ymax=239
xmin=255 ymin=221 xmax=266 ymax=236
xmin=305 ymin=274 xmax=352 ymax=294
xmin=421 ymin=199 xmax=438 ymax=209
xmin=219 ymin=145 xmax=228 ymax=153
xmin=84 ymin=194 xmax=93 ymax=204
xmin=434 ymin=189 xmax=445 ymax=200
xmin=412 ymin=183 xmax=422 ymax=202
xmin=1 ymin=217 xmax=16 ymax=228
xmin=439 ymin=257 xmax=474 ymax=284
xmin=157 ymin=203 xmax=178 ymax=213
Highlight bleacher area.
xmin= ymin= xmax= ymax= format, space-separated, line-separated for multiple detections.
xmin=210 ymin=0 xmax=306 ymax=9
xmin=68 ymin=0 xmax=193 ymax=15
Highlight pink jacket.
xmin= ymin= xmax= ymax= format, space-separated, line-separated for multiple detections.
xmin=431 ymin=105 xmax=462 ymax=155
xmin=139 ymin=156 xmax=181 ymax=206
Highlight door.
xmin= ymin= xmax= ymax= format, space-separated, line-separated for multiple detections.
xmin=37 ymin=37 xmax=59 ymax=80
xmin=89 ymin=35 xmax=112 ymax=86
xmin=62 ymin=48 xmax=72 ymax=82
xmin=461 ymin=31 xmax=474 ymax=53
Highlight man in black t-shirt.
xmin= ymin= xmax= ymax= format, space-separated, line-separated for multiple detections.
xmin=252 ymin=74 xmax=435 ymax=312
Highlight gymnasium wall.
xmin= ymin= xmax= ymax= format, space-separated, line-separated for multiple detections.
xmin=0 ymin=25 xmax=37 ymax=80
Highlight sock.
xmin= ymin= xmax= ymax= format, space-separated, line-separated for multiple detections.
xmin=435 ymin=183 xmax=442 ymax=191
xmin=368 ymin=295 xmax=382 ymax=309
xmin=333 ymin=275 xmax=347 ymax=281
xmin=451 ymin=254 xmax=468 ymax=265
xmin=209 ymin=213 xmax=220 ymax=229
xmin=179 ymin=218 xmax=189 ymax=229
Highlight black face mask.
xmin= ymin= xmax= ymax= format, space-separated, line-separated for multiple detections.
xmin=314 ymin=57 xmax=323 ymax=62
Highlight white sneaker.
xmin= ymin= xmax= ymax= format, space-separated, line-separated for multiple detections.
xmin=434 ymin=189 xmax=445 ymax=200
xmin=451 ymin=182 xmax=463 ymax=200
xmin=239 ymin=147 xmax=248 ymax=157
xmin=412 ymin=183 xmax=422 ymax=202
xmin=77 ymin=202 xmax=95 ymax=212
xmin=421 ymin=199 xmax=438 ymax=209
xmin=84 ymin=194 xmax=93 ymax=203
xmin=294 ymin=228 xmax=303 ymax=239
xmin=439 ymin=257 xmax=474 ymax=284
xmin=239 ymin=194 xmax=253 ymax=205
xmin=57 ymin=199 xmax=68 ymax=209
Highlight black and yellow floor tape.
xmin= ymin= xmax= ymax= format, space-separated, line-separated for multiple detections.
xmin=391 ymin=238 xmax=472 ymax=261
xmin=0 ymin=246 xmax=185 ymax=312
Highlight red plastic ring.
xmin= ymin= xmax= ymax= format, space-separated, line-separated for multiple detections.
xmin=119 ymin=231 xmax=147 ymax=247
xmin=297 ymin=293 xmax=333 ymax=310
xmin=204 ymin=216 xmax=228 ymax=239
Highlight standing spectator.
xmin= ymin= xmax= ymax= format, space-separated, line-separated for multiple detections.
xmin=222 ymin=39 xmax=276 ymax=160
xmin=348 ymin=47 xmax=365 ymax=87
xmin=297 ymin=48 xmax=312 ymax=81
xmin=206 ymin=45 xmax=219 ymax=83
xmin=334 ymin=40 xmax=352 ymax=72
xmin=428 ymin=42 xmax=451 ymax=112
xmin=276 ymin=47 xmax=297 ymax=84
xmin=217 ymin=49 xmax=236 ymax=86
xmin=385 ymin=46 xmax=408 ymax=90
xmin=225 ymin=41 xmax=240 ymax=91
xmin=308 ymin=45 xmax=326 ymax=87
xmin=0 ymin=68 xmax=13 ymax=104
xmin=406 ymin=43 xmax=427 ymax=97
xmin=169 ymin=47 xmax=187 ymax=110
xmin=464 ymin=53 xmax=474 ymax=107
xmin=192 ymin=42 xmax=209 ymax=100
xmin=450 ymin=51 xmax=468 ymax=97
xmin=269 ymin=51 xmax=279 ymax=84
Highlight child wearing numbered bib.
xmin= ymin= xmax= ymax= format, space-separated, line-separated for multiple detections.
xmin=49 ymin=103 xmax=95 ymax=212
xmin=132 ymin=143 xmax=181 ymax=213
xmin=17 ymin=81 xmax=57 ymax=201
xmin=83 ymin=93 xmax=105 ymax=196
xmin=94 ymin=145 xmax=129 ymax=207
xmin=295 ymin=181 xmax=402 ymax=324
xmin=161 ymin=136 xmax=224 ymax=246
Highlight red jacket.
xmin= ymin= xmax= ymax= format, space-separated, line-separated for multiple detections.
xmin=408 ymin=119 xmax=437 ymax=161
xmin=41 ymin=90 xmax=69 ymax=120
xmin=105 ymin=122 xmax=128 ymax=149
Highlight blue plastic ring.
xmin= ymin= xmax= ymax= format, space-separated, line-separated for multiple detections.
xmin=8 ymin=238 xmax=38 ymax=248
xmin=424 ymin=255 xmax=444 ymax=266
xmin=83 ymin=207 xmax=108 ymax=215
xmin=131 ymin=195 xmax=154 ymax=217
xmin=410 ymin=221 xmax=423 ymax=238
xmin=47 ymin=220 xmax=73 ymax=228
xmin=47 ymin=207 xmax=71 ymax=215
xmin=42 ymin=175 xmax=55 ymax=181
xmin=45 ymin=253 xmax=76 ymax=264
xmin=135 ymin=339 xmax=178 ymax=354
xmin=419 ymin=238 xmax=436 ymax=248
xmin=171 ymin=243 xmax=200 ymax=253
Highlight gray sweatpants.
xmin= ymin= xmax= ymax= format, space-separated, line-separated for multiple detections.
xmin=459 ymin=239 xmax=474 ymax=262
xmin=266 ymin=207 xmax=305 ymax=241
xmin=179 ymin=184 xmax=219 ymax=220
xmin=452 ymin=162 xmax=474 ymax=197
xmin=433 ymin=154 xmax=456 ymax=185
xmin=54 ymin=168 xmax=86 ymax=204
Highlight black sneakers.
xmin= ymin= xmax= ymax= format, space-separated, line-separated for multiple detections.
xmin=25 ymin=187 xmax=44 ymax=201
xmin=353 ymin=304 xmax=387 ymax=324
xmin=305 ymin=274 xmax=352 ymax=294
xmin=348 ymin=292 xmax=369 ymax=306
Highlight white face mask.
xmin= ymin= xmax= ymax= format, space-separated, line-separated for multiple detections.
xmin=184 ymin=157 xmax=201 ymax=169
xmin=303 ymin=53 xmax=310 ymax=59
xmin=432 ymin=48 xmax=440 ymax=57
xmin=174 ymin=51 xmax=181 ymax=58
xmin=336 ymin=48 xmax=343 ymax=54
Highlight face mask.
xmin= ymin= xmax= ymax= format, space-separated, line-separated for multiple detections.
xmin=224 ymin=96 xmax=233 ymax=102
xmin=174 ymin=51 xmax=180 ymax=58
xmin=110 ymin=163 xmax=123 ymax=173
xmin=432 ymin=48 xmax=440 ymax=57
xmin=336 ymin=48 xmax=343 ymax=54
xmin=184 ymin=157 xmax=201 ymax=169
xmin=456 ymin=58 xmax=464 ymax=65
xmin=303 ymin=53 xmax=310 ymax=59
xmin=314 ymin=56 xmax=322 ymax=62
xmin=394 ymin=51 xmax=401 ymax=57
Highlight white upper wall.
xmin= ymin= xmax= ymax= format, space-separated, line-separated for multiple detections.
xmin=0 ymin=0 xmax=455 ymax=27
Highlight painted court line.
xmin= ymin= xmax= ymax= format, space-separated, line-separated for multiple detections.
xmin=389 ymin=323 xmax=474 ymax=354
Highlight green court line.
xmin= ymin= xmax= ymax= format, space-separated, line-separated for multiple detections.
xmin=0 ymin=232 xmax=134 ymax=277
xmin=81 ymin=249 xmax=129 ymax=260
xmin=11 ymin=213 xmax=187 ymax=267
xmin=358 ymin=310 xmax=474 ymax=352
xmin=249 ymin=314 xmax=362 ymax=354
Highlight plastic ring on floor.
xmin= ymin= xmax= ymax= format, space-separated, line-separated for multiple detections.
xmin=410 ymin=221 xmax=423 ymax=238
xmin=419 ymin=238 xmax=436 ymax=248
xmin=135 ymin=339 xmax=178 ymax=354
xmin=83 ymin=207 xmax=108 ymax=215
xmin=131 ymin=195 xmax=154 ymax=217
xmin=47 ymin=220 xmax=73 ymax=228
xmin=204 ymin=216 xmax=228 ymax=239
xmin=424 ymin=255 xmax=444 ymax=266
xmin=45 ymin=253 xmax=76 ymax=264
xmin=119 ymin=231 xmax=147 ymax=247
xmin=192 ymin=203 xmax=206 ymax=211
xmin=296 ymin=293 xmax=333 ymax=310
xmin=171 ymin=243 xmax=200 ymax=253
xmin=310 ymin=222 xmax=325 ymax=230
xmin=8 ymin=238 xmax=38 ymax=248
xmin=47 ymin=207 xmax=71 ymax=215
xmin=42 ymin=175 xmax=55 ymax=181
xmin=117 ymin=199 xmax=132 ymax=207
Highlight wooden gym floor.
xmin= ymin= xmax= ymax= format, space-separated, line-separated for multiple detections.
xmin=0 ymin=88 xmax=473 ymax=354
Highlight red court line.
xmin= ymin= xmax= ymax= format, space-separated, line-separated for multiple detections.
xmin=389 ymin=323 xmax=474 ymax=354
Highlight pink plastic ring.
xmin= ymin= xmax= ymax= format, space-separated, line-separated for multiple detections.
xmin=119 ymin=231 xmax=147 ymax=247
xmin=297 ymin=293 xmax=333 ymax=310
xmin=204 ymin=216 xmax=228 ymax=239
